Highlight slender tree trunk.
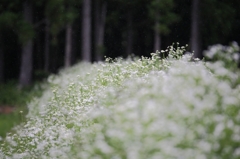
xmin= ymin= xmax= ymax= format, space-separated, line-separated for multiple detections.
xmin=19 ymin=1 xmax=33 ymax=88
xmin=94 ymin=1 xmax=107 ymax=61
xmin=82 ymin=0 xmax=92 ymax=62
xmin=154 ymin=13 xmax=161 ymax=52
xmin=94 ymin=0 xmax=100 ymax=61
xmin=64 ymin=23 xmax=72 ymax=67
xmin=44 ymin=19 xmax=50 ymax=72
xmin=97 ymin=2 xmax=106 ymax=61
xmin=126 ymin=10 xmax=133 ymax=57
xmin=154 ymin=29 xmax=161 ymax=52
xmin=191 ymin=0 xmax=201 ymax=58
xmin=71 ymin=23 xmax=77 ymax=64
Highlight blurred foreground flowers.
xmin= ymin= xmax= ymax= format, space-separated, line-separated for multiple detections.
xmin=1 ymin=43 xmax=240 ymax=159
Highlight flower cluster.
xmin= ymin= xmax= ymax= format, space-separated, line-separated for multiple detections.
xmin=204 ymin=41 xmax=240 ymax=70
xmin=1 ymin=44 xmax=240 ymax=159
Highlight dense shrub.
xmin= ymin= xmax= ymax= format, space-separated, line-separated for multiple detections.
xmin=1 ymin=44 xmax=240 ymax=159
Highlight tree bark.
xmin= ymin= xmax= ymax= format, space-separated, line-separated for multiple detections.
xmin=94 ymin=1 xmax=107 ymax=61
xmin=19 ymin=0 xmax=33 ymax=88
xmin=126 ymin=10 xmax=133 ymax=57
xmin=64 ymin=23 xmax=72 ymax=68
xmin=94 ymin=0 xmax=100 ymax=61
xmin=154 ymin=13 xmax=161 ymax=52
xmin=191 ymin=0 xmax=201 ymax=58
xmin=82 ymin=0 xmax=92 ymax=62
xmin=44 ymin=19 xmax=50 ymax=72
xmin=71 ymin=24 xmax=77 ymax=64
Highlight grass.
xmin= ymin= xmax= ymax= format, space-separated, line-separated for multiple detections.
xmin=0 ymin=43 xmax=240 ymax=159
xmin=0 ymin=81 xmax=44 ymax=141
xmin=0 ymin=112 xmax=23 ymax=139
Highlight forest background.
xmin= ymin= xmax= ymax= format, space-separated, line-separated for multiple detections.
xmin=0 ymin=0 xmax=239 ymax=87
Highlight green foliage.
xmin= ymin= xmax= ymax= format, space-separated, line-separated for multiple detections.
xmin=45 ymin=0 xmax=65 ymax=36
xmin=0 ymin=82 xmax=45 ymax=141
xmin=16 ymin=20 xmax=35 ymax=45
xmin=202 ymin=0 xmax=239 ymax=44
xmin=0 ymin=113 xmax=24 ymax=140
xmin=148 ymin=0 xmax=179 ymax=35
xmin=0 ymin=12 xmax=18 ymax=29
xmin=0 ymin=82 xmax=44 ymax=106
xmin=45 ymin=0 xmax=79 ymax=38
xmin=33 ymin=70 xmax=50 ymax=81
xmin=0 ymin=82 xmax=27 ymax=106
xmin=0 ymin=1 xmax=34 ymax=45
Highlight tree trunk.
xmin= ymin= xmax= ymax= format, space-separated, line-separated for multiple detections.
xmin=71 ymin=24 xmax=77 ymax=64
xmin=64 ymin=23 xmax=72 ymax=68
xmin=19 ymin=1 xmax=33 ymax=88
xmin=94 ymin=0 xmax=100 ymax=61
xmin=82 ymin=0 xmax=92 ymax=62
xmin=191 ymin=0 xmax=201 ymax=58
xmin=126 ymin=10 xmax=133 ymax=57
xmin=94 ymin=1 xmax=107 ymax=61
xmin=44 ymin=19 xmax=50 ymax=72
xmin=154 ymin=13 xmax=161 ymax=52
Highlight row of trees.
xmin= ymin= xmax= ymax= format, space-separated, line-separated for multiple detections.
xmin=0 ymin=0 xmax=239 ymax=87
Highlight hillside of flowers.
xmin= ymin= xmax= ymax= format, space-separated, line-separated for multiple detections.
xmin=1 ymin=43 xmax=240 ymax=159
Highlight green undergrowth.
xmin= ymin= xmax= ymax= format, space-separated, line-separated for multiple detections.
xmin=0 ymin=43 xmax=240 ymax=159
xmin=0 ymin=82 xmax=45 ymax=140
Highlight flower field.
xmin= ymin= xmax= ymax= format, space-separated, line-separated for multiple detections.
xmin=1 ymin=43 xmax=240 ymax=159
